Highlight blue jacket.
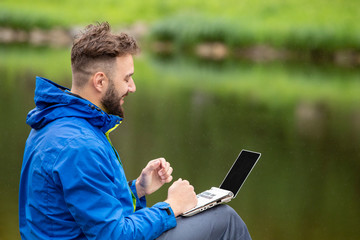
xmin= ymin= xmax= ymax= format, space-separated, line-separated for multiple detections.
xmin=19 ymin=77 xmax=176 ymax=239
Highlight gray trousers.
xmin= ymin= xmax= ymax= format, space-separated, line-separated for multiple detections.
xmin=157 ymin=205 xmax=252 ymax=240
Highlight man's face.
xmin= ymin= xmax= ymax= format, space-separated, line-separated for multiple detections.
xmin=101 ymin=54 xmax=136 ymax=117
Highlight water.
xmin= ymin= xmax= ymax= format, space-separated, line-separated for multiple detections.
xmin=0 ymin=47 xmax=359 ymax=239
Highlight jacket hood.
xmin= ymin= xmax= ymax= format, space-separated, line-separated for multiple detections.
xmin=26 ymin=76 xmax=122 ymax=133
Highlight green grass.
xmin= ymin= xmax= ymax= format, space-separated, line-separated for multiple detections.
xmin=1 ymin=0 xmax=359 ymax=52
xmin=149 ymin=12 xmax=360 ymax=53
xmin=1 ymin=0 xmax=358 ymax=28
xmin=0 ymin=8 xmax=62 ymax=30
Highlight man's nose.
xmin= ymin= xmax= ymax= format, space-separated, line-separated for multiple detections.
xmin=129 ymin=78 xmax=136 ymax=93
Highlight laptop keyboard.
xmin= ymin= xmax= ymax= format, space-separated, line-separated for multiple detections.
xmin=198 ymin=191 xmax=216 ymax=200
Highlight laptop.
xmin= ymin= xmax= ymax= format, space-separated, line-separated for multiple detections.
xmin=182 ymin=149 xmax=261 ymax=217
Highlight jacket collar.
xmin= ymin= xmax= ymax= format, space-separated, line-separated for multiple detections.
xmin=26 ymin=76 xmax=122 ymax=133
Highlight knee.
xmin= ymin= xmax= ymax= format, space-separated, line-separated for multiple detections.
xmin=214 ymin=205 xmax=250 ymax=236
xmin=215 ymin=205 xmax=245 ymax=224
xmin=217 ymin=204 xmax=237 ymax=216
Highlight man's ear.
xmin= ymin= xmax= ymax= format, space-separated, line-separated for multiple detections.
xmin=92 ymin=72 xmax=108 ymax=93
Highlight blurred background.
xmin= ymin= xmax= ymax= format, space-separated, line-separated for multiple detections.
xmin=1 ymin=0 xmax=360 ymax=239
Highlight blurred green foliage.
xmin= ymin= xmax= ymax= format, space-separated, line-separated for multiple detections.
xmin=3 ymin=45 xmax=358 ymax=111
xmin=144 ymin=56 xmax=360 ymax=110
xmin=149 ymin=13 xmax=360 ymax=53
xmin=0 ymin=45 xmax=71 ymax=90
xmin=1 ymin=0 xmax=359 ymax=52
xmin=1 ymin=0 xmax=358 ymax=28
xmin=0 ymin=8 xmax=62 ymax=30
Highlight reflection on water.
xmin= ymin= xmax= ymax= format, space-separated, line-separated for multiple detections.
xmin=0 ymin=49 xmax=359 ymax=240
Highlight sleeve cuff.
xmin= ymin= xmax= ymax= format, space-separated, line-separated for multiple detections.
xmin=129 ymin=180 xmax=147 ymax=210
xmin=152 ymin=202 xmax=177 ymax=230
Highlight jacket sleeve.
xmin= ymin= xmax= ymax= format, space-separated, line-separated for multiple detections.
xmin=52 ymin=137 xmax=176 ymax=240
xmin=128 ymin=179 xmax=147 ymax=210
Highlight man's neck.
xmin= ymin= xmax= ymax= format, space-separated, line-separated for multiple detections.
xmin=71 ymin=86 xmax=103 ymax=109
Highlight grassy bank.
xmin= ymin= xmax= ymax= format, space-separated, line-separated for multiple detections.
xmin=149 ymin=13 xmax=360 ymax=56
xmin=1 ymin=0 xmax=359 ymax=51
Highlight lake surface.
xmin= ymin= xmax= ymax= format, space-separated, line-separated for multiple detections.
xmin=0 ymin=46 xmax=359 ymax=239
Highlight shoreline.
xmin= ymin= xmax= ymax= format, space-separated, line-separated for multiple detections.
xmin=1 ymin=26 xmax=359 ymax=67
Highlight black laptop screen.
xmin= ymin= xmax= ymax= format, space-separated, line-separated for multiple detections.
xmin=219 ymin=150 xmax=260 ymax=196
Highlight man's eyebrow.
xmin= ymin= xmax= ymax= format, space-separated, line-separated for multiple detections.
xmin=125 ymin=72 xmax=134 ymax=78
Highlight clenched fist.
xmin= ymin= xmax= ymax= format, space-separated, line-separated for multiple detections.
xmin=165 ymin=178 xmax=198 ymax=217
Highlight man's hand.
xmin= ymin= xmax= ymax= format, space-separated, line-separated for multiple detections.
xmin=165 ymin=178 xmax=198 ymax=217
xmin=136 ymin=158 xmax=173 ymax=198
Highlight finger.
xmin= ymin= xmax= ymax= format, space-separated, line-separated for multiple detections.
xmin=160 ymin=167 xmax=173 ymax=182
xmin=162 ymin=175 xmax=173 ymax=183
xmin=159 ymin=162 xmax=170 ymax=176
xmin=166 ymin=166 xmax=173 ymax=176
xmin=183 ymin=180 xmax=190 ymax=185
xmin=161 ymin=161 xmax=169 ymax=171
xmin=163 ymin=166 xmax=173 ymax=178
xmin=158 ymin=158 xmax=166 ymax=168
xmin=166 ymin=161 xmax=171 ymax=171
xmin=146 ymin=159 xmax=161 ymax=171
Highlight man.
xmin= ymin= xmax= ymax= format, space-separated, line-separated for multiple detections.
xmin=19 ymin=22 xmax=252 ymax=239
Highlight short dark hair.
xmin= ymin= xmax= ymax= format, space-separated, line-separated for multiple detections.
xmin=71 ymin=22 xmax=140 ymax=87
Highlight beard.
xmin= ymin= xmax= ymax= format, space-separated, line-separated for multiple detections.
xmin=101 ymin=79 xmax=126 ymax=118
